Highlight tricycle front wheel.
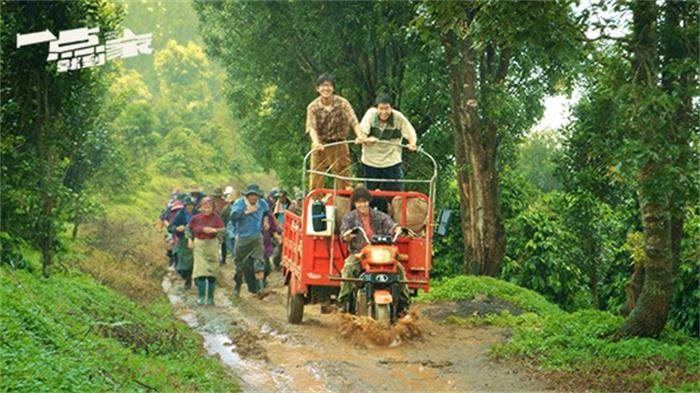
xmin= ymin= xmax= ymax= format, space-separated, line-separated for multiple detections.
xmin=373 ymin=303 xmax=391 ymax=327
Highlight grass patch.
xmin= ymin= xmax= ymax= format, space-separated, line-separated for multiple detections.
xmin=77 ymin=219 xmax=166 ymax=304
xmin=423 ymin=275 xmax=700 ymax=392
xmin=0 ymin=266 xmax=239 ymax=392
xmin=420 ymin=275 xmax=562 ymax=317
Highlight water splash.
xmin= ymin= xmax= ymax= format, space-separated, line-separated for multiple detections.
xmin=335 ymin=311 xmax=422 ymax=346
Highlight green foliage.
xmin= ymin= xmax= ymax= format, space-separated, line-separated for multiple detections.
xmin=153 ymin=40 xmax=215 ymax=133
xmin=0 ymin=266 xmax=239 ymax=392
xmin=0 ymin=232 xmax=32 ymax=271
xmin=420 ymin=275 xmax=562 ymax=317
xmin=501 ymin=192 xmax=590 ymax=310
xmin=416 ymin=0 xmax=586 ymax=275
xmin=430 ymin=177 xmax=465 ymax=279
xmin=146 ymin=39 xmax=252 ymax=180
xmin=669 ymin=207 xmax=700 ymax=336
xmin=120 ymin=0 xmax=202 ymax=93
xmin=557 ymin=0 xmax=699 ymax=337
xmin=513 ymin=129 xmax=564 ymax=193
xmin=155 ymin=126 xmax=216 ymax=179
xmin=93 ymin=30 xmax=257 ymax=212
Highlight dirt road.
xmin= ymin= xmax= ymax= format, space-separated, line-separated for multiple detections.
xmin=163 ymin=265 xmax=550 ymax=392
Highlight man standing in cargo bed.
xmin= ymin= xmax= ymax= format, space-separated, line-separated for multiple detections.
xmin=306 ymin=73 xmax=365 ymax=195
xmin=359 ymin=94 xmax=417 ymax=212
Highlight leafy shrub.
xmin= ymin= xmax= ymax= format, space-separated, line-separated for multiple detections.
xmin=430 ymin=175 xmax=466 ymax=280
xmin=501 ymin=191 xmax=589 ymax=310
xmin=421 ymin=275 xmax=562 ymax=317
xmin=0 ymin=232 xmax=32 ymax=271
xmin=669 ymin=207 xmax=700 ymax=336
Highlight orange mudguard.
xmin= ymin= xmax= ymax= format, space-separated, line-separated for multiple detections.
xmin=373 ymin=290 xmax=393 ymax=305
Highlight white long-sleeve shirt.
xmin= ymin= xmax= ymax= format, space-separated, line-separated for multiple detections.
xmin=359 ymin=107 xmax=417 ymax=168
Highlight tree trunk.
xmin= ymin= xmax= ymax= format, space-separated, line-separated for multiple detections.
xmin=463 ymin=135 xmax=505 ymax=276
xmin=616 ymin=194 xmax=673 ymax=337
xmin=622 ymin=261 xmax=644 ymax=316
xmin=36 ymin=71 xmax=54 ymax=278
xmin=72 ymin=218 xmax=80 ymax=240
xmin=589 ymin=265 xmax=600 ymax=310
xmin=442 ymin=29 xmax=505 ymax=276
xmin=616 ymin=0 xmax=673 ymax=338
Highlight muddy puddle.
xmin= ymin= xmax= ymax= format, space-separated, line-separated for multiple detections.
xmin=162 ymin=267 xmax=552 ymax=392
xmin=162 ymin=275 xmax=302 ymax=392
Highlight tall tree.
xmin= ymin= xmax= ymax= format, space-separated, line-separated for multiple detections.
xmin=615 ymin=0 xmax=699 ymax=338
xmin=559 ymin=46 xmax=641 ymax=313
xmin=420 ymin=1 xmax=584 ymax=275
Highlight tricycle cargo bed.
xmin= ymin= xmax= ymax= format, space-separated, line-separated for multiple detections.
xmin=281 ymin=189 xmax=431 ymax=297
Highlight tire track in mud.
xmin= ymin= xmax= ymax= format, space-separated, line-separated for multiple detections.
xmin=163 ymin=266 xmax=552 ymax=392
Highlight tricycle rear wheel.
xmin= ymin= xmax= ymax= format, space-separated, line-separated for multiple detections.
xmin=355 ymin=290 xmax=368 ymax=317
xmin=287 ymin=283 xmax=304 ymax=324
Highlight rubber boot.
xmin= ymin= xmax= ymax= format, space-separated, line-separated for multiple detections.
xmin=184 ymin=270 xmax=192 ymax=290
xmin=255 ymin=278 xmax=267 ymax=299
xmin=233 ymin=274 xmax=242 ymax=297
xmin=337 ymin=295 xmax=351 ymax=313
xmin=207 ymin=277 xmax=216 ymax=305
xmin=195 ymin=278 xmax=205 ymax=305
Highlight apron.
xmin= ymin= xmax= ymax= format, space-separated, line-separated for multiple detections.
xmin=192 ymin=238 xmax=220 ymax=279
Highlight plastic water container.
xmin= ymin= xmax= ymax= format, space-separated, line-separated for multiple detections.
xmin=306 ymin=201 xmax=334 ymax=237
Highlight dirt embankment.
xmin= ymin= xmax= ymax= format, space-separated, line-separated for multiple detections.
xmin=164 ymin=263 xmax=552 ymax=393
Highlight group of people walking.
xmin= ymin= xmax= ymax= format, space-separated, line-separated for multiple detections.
xmin=158 ymin=185 xmax=292 ymax=305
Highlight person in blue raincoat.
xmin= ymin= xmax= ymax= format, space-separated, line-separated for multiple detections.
xmin=230 ymin=184 xmax=269 ymax=297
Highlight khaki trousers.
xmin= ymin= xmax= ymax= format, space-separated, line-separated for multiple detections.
xmin=309 ymin=144 xmax=351 ymax=193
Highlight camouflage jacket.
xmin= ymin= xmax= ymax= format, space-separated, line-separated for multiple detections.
xmin=340 ymin=208 xmax=397 ymax=254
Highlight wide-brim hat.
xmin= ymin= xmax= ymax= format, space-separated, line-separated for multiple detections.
xmin=242 ymin=184 xmax=263 ymax=197
xmin=182 ymin=196 xmax=196 ymax=206
xmin=171 ymin=200 xmax=184 ymax=211
xmin=224 ymin=186 xmax=234 ymax=195
xmin=211 ymin=187 xmax=224 ymax=197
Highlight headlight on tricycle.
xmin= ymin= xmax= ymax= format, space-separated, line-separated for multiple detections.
xmin=368 ymin=248 xmax=395 ymax=264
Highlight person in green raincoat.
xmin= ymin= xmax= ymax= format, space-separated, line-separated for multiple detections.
xmin=168 ymin=196 xmax=198 ymax=289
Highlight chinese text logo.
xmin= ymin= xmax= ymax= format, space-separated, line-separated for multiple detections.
xmin=17 ymin=27 xmax=152 ymax=72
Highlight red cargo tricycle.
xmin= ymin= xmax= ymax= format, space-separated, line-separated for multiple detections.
xmin=281 ymin=141 xmax=437 ymax=325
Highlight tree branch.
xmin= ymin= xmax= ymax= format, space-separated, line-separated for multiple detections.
xmin=494 ymin=47 xmax=510 ymax=83
xmin=584 ymin=33 xmax=628 ymax=43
